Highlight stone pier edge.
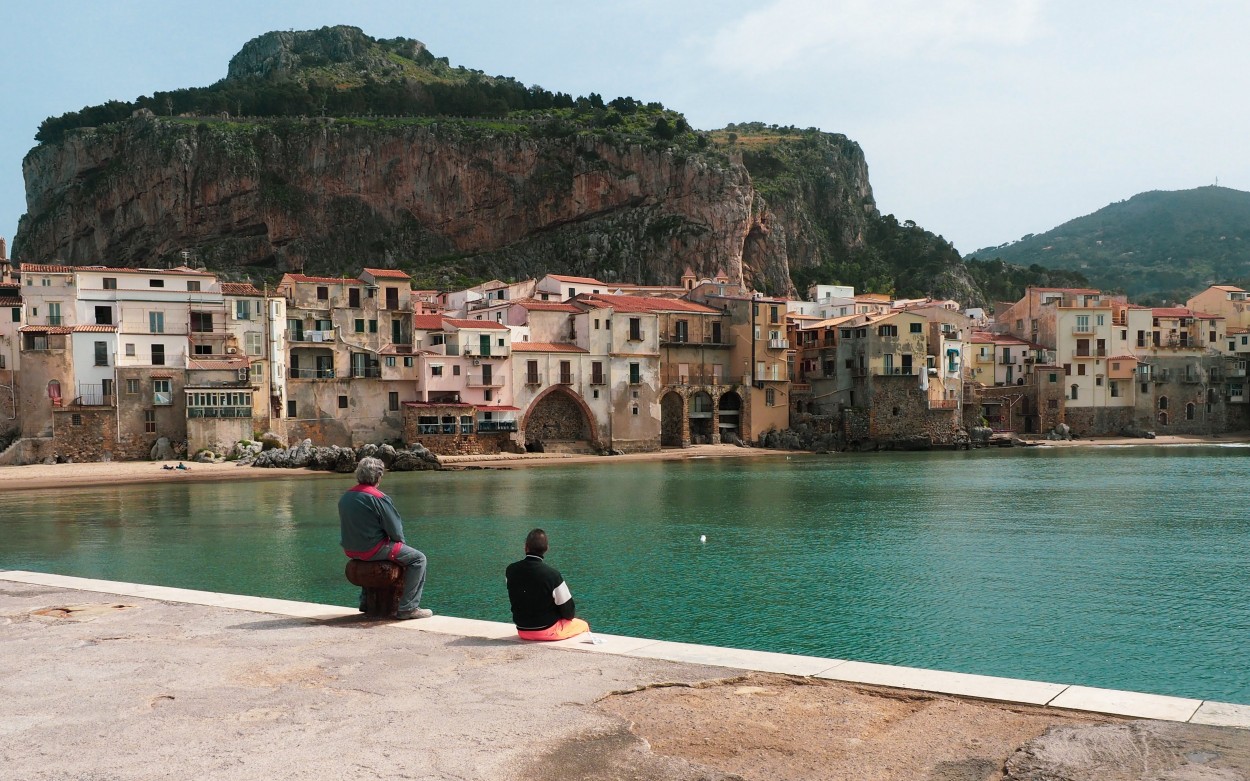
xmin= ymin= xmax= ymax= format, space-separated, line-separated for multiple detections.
xmin=4 ymin=569 xmax=1247 ymax=729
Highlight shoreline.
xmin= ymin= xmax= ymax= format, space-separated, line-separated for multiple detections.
xmin=0 ymin=433 xmax=1245 ymax=492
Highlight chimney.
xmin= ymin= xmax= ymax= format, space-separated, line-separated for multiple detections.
xmin=0 ymin=236 xmax=7 ymax=261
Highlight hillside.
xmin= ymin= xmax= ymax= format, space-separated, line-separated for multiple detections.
xmin=15 ymin=25 xmax=1075 ymax=305
xmin=967 ymin=186 xmax=1250 ymax=303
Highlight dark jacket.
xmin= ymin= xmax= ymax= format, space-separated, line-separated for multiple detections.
xmin=505 ymin=554 xmax=575 ymax=631
xmin=338 ymin=484 xmax=405 ymax=558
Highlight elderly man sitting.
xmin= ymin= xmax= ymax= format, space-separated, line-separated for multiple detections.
xmin=338 ymin=456 xmax=433 ymax=620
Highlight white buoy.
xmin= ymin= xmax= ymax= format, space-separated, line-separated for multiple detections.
xmin=700 ymin=534 xmax=707 ymax=543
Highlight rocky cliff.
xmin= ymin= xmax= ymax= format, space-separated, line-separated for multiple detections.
xmin=15 ymin=112 xmax=874 ymax=293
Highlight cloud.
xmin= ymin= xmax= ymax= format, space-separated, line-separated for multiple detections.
xmin=703 ymin=0 xmax=1046 ymax=73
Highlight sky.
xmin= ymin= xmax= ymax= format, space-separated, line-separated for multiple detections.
xmin=3 ymin=0 xmax=1248 ymax=258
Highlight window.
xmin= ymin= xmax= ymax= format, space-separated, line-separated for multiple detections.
xmin=559 ymin=360 xmax=572 ymax=384
xmin=1096 ymin=314 xmax=1105 ymax=326
xmin=190 ymin=311 xmax=213 ymax=332
xmin=317 ymin=286 xmax=328 ymax=301
xmin=1095 ymin=376 xmax=1103 ymax=386
xmin=95 ymin=305 xmax=113 ymax=325
xmin=484 ymin=389 xmax=493 ymax=402
xmin=287 ymin=400 xmax=297 ymax=418
xmin=338 ymin=395 xmax=348 ymax=409
xmin=403 ymin=357 xmax=414 ymax=368
xmin=1063 ymin=363 xmax=1071 ymax=375
xmin=1047 ymin=398 xmax=1058 ymax=409
xmin=910 ymin=322 xmax=923 ymax=333
xmin=126 ymin=379 xmax=140 ymax=395
xmin=10 ymin=307 xmax=18 ymax=322
xmin=245 ymin=332 xmax=262 ymax=356
xmin=149 ymin=279 xmax=164 ymax=288
xmin=766 ymin=387 xmax=776 ymax=406
xmin=770 ymin=305 xmax=779 ymax=324
xmin=144 ymin=410 xmax=156 ymax=433
xmin=187 ymin=280 xmax=200 ymax=292
xmin=369 ymin=320 xmax=377 ymax=333
xmin=151 ymin=344 xmax=165 ymax=366
xmin=1110 ymin=381 xmax=1120 ymax=397
xmin=94 ymin=341 xmax=108 ymax=366
xmin=1049 ymin=373 xmax=1058 ymax=383
xmin=628 ymin=317 xmax=643 ymax=341
xmin=125 ymin=343 xmax=136 ymax=357
xmin=40 ymin=277 xmax=51 ymax=287
xmin=354 ymin=319 xmax=365 ymax=333
xmin=48 ymin=302 xmax=61 ymax=325
xmin=431 ymin=365 xmax=443 ymax=377
xmin=1077 ymin=364 xmax=1086 ymax=376
xmin=349 ymin=288 xmax=361 ymax=308
xmin=103 ymin=277 xmax=117 ymax=290
xmin=526 ymin=360 xmax=539 ymax=385
xmin=315 ymin=319 xmax=333 ymax=332
xmin=629 ymin=362 xmax=641 ymax=384
xmin=69 ymin=413 xmax=82 ymax=426
xmin=1186 ymin=402 xmax=1196 ymax=421
xmin=591 ymin=361 xmax=604 ymax=385
xmin=452 ymin=365 xmax=461 ymax=376
xmin=389 ymin=392 xmax=399 ymax=411
xmin=1159 ymin=396 xmax=1169 ymax=410
xmin=153 ymin=379 xmax=172 ymax=405
xmin=385 ymin=356 xmax=396 ymax=367
xmin=1070 ymin=384 xmax=1079 ymax=400
xmin=235 ymin=300 xmax=251 ymax=320
xmin=149 ymin=311 xmax=164 ymax=333
xmin=594 ymin=318 xmax=600 ymax=330
xmin=878 ymin=325 xmax=897 ymax=337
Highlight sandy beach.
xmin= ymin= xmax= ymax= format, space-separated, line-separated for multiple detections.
xmin=0 ymin=434 xmax=1244 ymax=493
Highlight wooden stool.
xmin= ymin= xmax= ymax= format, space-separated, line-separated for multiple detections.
xmin=345 ymin=559 xmax=405 ymax=617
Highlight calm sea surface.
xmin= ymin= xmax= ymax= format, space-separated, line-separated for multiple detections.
xmin=3 ymin=446 xmax=1249 ymax=702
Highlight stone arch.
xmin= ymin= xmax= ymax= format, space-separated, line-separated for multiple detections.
xmin=521 ymin=386 xmax=596 ymax=448
xmin=689 ymin=391 xmax=715 ymax=443
xmin=1159 ymin=395 xmax=1169 ymax=410
xmin=1186 ymin=402 xmax=1196 ymax=421
xmin=1158 ymin=411 xmax=1169 ymax=426
xmin=718 ymin=391 xmax=743 ymax=441
xmin=661 ymin=391 xmax=685 ymax=447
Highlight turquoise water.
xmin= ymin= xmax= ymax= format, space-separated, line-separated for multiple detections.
xmin=3 ymin=446 xmax=1249 ymax=703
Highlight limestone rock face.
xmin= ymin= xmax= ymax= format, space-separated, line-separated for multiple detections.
xmin=14 ymin=114 xmax=875 ymax=295
xmin=150 ymin=437 xmax=175 ymax=461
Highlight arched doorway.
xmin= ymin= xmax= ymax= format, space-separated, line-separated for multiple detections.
xmin=523 ymin=388 xmax=594 ymax=450
xmin=660 ymin=392 xmax=684 ymax=446
xmin=689 ymin=391 xmax=714 ymax=443
xmin=718 ymin=391 xmax=742 ymax=442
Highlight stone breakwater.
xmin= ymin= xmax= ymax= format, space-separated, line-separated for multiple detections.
xmin=195 ymin=438 xmax=441 ymax=472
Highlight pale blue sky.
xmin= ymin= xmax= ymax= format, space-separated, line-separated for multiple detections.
xmin=3 ymin=0 xmax=1248 ymax=259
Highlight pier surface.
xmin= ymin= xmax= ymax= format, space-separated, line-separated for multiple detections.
xmin=2 ymin=571 xmax=1247 ymax=780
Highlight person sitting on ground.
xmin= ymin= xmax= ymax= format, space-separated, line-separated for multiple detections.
xmin=338 ymin=456 xmax=433 ymax=620
xmin=505 ymin=528 xmax=589 ymax=641
xmin=175 ymin=462 xmax=190 ymax=470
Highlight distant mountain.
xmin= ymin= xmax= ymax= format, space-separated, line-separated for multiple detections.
xmin=966 ymin=186 xmax=1250 ymax=303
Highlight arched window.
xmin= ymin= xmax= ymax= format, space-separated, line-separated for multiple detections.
xmin=1158 ymin=395 xmax=1168 ymax=410
xmin=1186 ymin=402 xmax=1196 ymax=420
xmin=1158 ymin=411 xmax=1169 ymax=426
xmin=1070 ymin=384 xmax=1079 ymax=400
xmin=47 ymin=380 xmax=62 ymax=407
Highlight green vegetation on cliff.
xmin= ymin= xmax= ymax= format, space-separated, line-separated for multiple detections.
xmin=967 ymin=186 xmax=1250 ymax=303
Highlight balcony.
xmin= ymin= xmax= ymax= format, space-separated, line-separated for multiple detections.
xmin=350 ymin=367 xmax=382 ymax=378
xmin=767 ymin=338 xmax=790 ymax=350
xmin=929 ymin=398 xmax=958 ymax=410
xmin=1071 ymin=324 xmax=1095 ymax=334
xmin=476 ymin=420 xmax=519 ymax=433
xmin=73 ymin=384 xmax=115 ymax=407
xmin=1181 ymin=372 xmax=1203 ymax=384
xmin=1229 ymin=367 xmax=1247 ymax=377
xmin=467 ymin=374 xmax=505 ymax=387
xmin=187 ymin=407 xmax=253 ymax=418
xmin=661 ymin=370 xmax=731 ymax=386
xmin=557 ymin=373 xmax=574 ymax=385
xmin=524 ymin=373 xmax=543 ymax=386
xmin=1073 ymin=349 xmax=1107 ymax=358
xmin=626 ymin=331 xmax=646 ymax=342
xmin=290 ymin=368 xmax=336 ymax=379
xmin=417 ymin=423 xmax=472 ymax=435
xmin=289 ymin=330 xmax=335 ymax=343
xmin=878 ymin=367 xmax=916 ymax=376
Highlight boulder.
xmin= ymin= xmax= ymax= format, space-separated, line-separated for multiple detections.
xmin=259 ymin=432 xmax=285 ymax=450
xmin=150 ymin=437 xmax=175 ymax=461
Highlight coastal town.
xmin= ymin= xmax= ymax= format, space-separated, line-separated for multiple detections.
xmin=0 ymin=237 xmax=1247 ymax=464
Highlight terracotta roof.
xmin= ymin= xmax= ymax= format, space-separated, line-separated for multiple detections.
xmin=19 ymin=325 xmax=71 ymax=334
xmin=1212 ymin=285 xmax=1246 ymax=292
xmin=443 ymin=318 xmax=509 ymax=330
xmin=970 ymin=330 xmax=1029 ymax=345
xmin=221 ymin=282 xmax=263 ymax=296
xmin=855 ymin=293 xmax=892 ymax=302
xmin=514 ymin=299 xmax=581 ymax=312
xmin=71 ymin=324 xmax=117 ymax=333
xmin=282 ymin=274 xmax=362 ymax=286
xmin=576 ymin=293 xmax=720 ymax=314
xmin=361 ymin=268 xmax=412 ymax=279
xmin=149 ymin=373 xmax=173 ymax=379
xmin=412 ymin=315 xmax=447 ymax=331
xmin=481 ymin=405 xmax=521 ymax=411
xmin=188 ymin=358 xmax=249 ymax=370
xmin=510 ymin=342 xmax=588 ymax=353
xmin=1033 ymin=286 xmax=1103 ymax=294
xmin=402 ymin=401 xmax=476 ymax=409
xmin=0 ymin=297 xmax=20 ymax=306
xmin=20 ymin=263 xmax=73 ymax=274
xmin=1152 ymin=307 xmax=1222 ymax=319
xmin=546 ymin=274 xmax=605 ymax=285
xmin=1107 ymin=354 xmax=1139 ymax=362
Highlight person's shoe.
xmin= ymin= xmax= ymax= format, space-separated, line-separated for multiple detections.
xmin=396 ymin=608 xmax=434 ymax=620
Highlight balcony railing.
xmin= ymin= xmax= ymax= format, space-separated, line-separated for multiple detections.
xmin=661 ymin=333 xmax=732 ymax=347
xmin=1230 ymin=367 xmax=1248 ymax=377
xmin=467 ymin=374 xmax=505 ymax=387
xmin=187 ymin=407 xmax=253 ymax=418
xmin=73 ymin=385 xmax=115 ymax=407
xmin=626 ymin=331 xmax=646 ymax=342
xmin=929 ymin=398 xmax=958 ymax=409
xmin=290 ymin=368 xmax=336 ymax=379
xmin=476 ymin=420 xmax=519 ymax=433
xmin=524 ymin=373 xmax=542 ymax=386
xmin=1074 ymin=348 xmax=1107 ymax=358
xmin=558 ymin=373 xmax=574 ymax=385
xmin=289 ymin=330 xmax=336 ymax=343
xmin=662 ymin=371 xmax=732 ymax=386
xmin=767 ymin=338 xmax=790 ymax=350
xmin=1071 ymin=324 xmax=1095 ymax=334
xmin=417 ymin=423 xmax=472 ymax=435
xmin=350 ymin=367 xmax=382 ymax=378
xmin=878 ymin=367 xmax=916 ymax=376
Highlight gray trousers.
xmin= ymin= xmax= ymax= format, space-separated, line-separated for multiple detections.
xmin=362 ymin=542 xmax=427 ymax=613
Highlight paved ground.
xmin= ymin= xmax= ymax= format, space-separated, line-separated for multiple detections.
xmin=2 ymin=581 xmax=1247 ymax=781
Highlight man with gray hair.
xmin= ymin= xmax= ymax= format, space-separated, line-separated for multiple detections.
xmin=339 ymin=456 xmax=432 ymax=619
